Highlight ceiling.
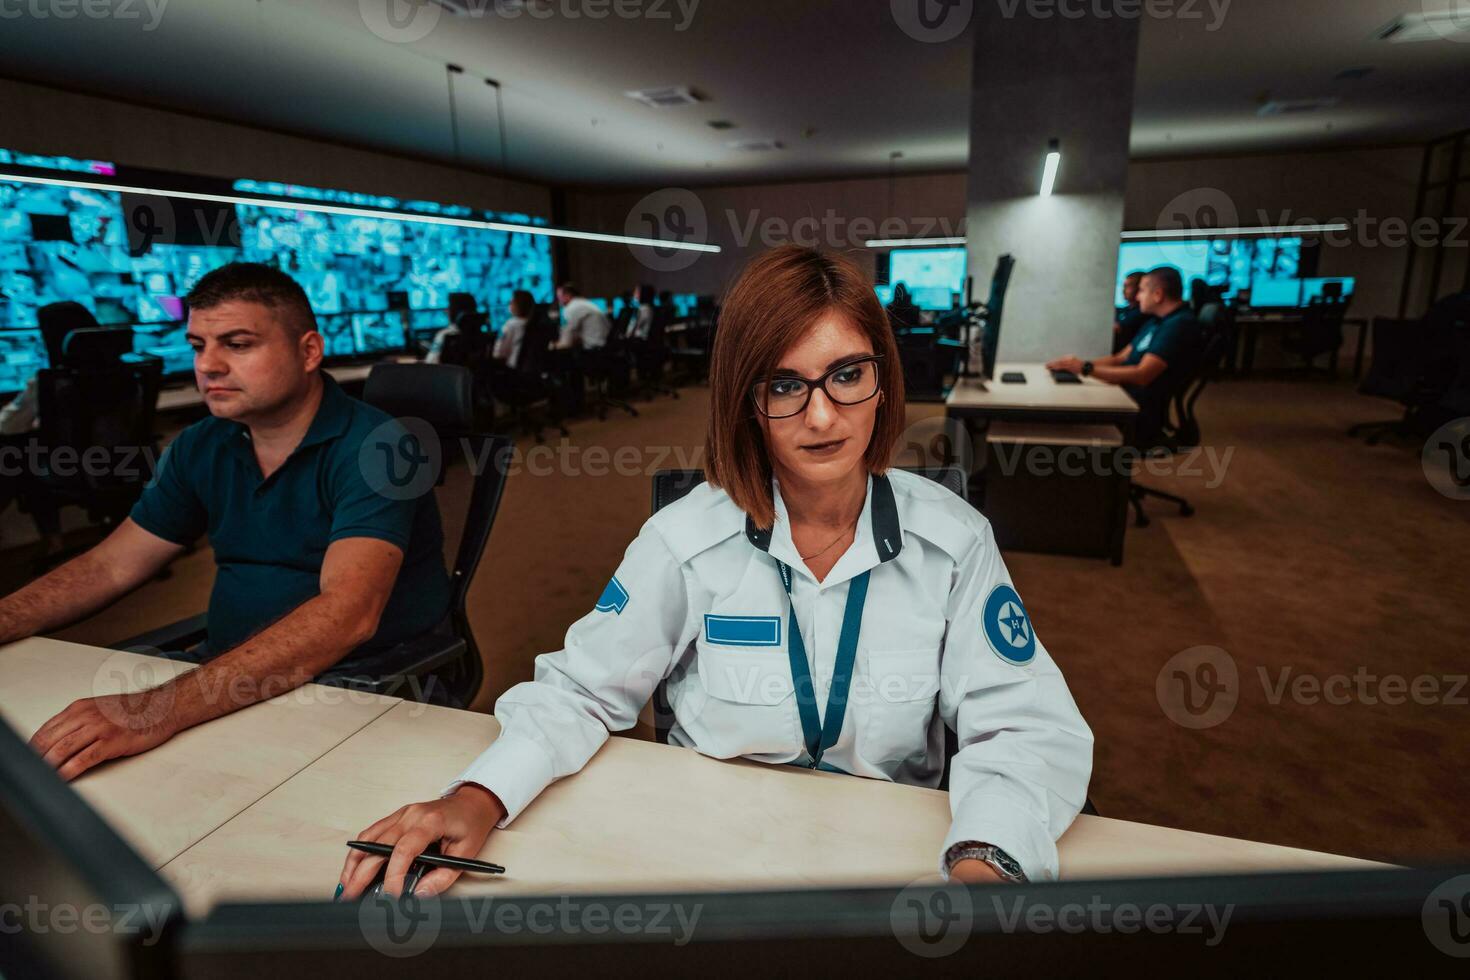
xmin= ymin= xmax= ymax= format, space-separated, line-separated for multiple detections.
xmin=0 ymin=0 xmax=1466 ymax=189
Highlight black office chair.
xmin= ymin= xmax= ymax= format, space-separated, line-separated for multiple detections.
xmin=114 ymin=363 xmax=512 ymax=708
xmin=1350 ymin=295 xmax=1468 ymax=444
xmin=666 ymin=304 xmax=715 ymax=385
xmin=1127 ymin=326 xmax=1231 ymax=528
xmin=497 ymin=310 xmax=572 ymax=442
xmin=21 ymin=337 xmax=162 ymax=560
xmin=580 ymin=333 xmax=639 ymax=421
xmin=630 ymin=305 xmax=679 ymax=401
xmin=1282 ymin=294 xmax=1350 ymax=376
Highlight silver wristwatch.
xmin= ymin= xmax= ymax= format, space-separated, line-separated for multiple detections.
xmin=943 ymin=841 xmax=1027 ymax=883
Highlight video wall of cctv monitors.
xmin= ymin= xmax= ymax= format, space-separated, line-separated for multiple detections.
xmin=1114 ymin=236 xmax=1355 ymax=310
xmin=0 ymin=148 xmax=554 ymax=393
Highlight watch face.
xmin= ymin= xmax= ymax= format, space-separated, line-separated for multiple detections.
xmin=994 ymin=849 xmax=1023 ymax=878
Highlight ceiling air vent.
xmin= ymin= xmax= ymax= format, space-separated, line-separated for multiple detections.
xmin=727 ymin=138 xmax=784 ymax=152
xmin=1375 ymin=11 xmax=1470 ymax=43
xmin=624 ymin=86 xmax=704 ymax=109
xmin=1258 ymin=97 xmax=1340 ymax=116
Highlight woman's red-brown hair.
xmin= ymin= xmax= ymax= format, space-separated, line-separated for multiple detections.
xmin=704 ymin=245 xmax=906 ymax=529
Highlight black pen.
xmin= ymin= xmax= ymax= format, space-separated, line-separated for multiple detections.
xmin=347 ymin=840 xmax=506 ymax=875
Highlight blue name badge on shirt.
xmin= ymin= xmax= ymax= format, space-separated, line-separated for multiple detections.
xmin=704 ymin=614 xmax=782 ymax=647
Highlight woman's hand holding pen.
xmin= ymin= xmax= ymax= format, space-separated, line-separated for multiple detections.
xmin=337 ymin=783 xmax=506 ymax=900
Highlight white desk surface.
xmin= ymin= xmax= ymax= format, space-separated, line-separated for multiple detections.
xmin=0 ymin=638 xmax=400 ymax=869
xmin=947 ymin=363 xmax=1140 ymax=414
xmin=156 ymin=363 xmax=380 ymax=412
xmin=162 ymin=700 xmax=1392 ymax=914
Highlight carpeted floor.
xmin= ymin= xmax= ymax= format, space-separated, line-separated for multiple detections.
xmin=9 ymin=376 xmax=1467 ymax=868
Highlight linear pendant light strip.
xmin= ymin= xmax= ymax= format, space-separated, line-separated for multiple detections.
xmin=0 ymin=171 xmax=721 ymax=254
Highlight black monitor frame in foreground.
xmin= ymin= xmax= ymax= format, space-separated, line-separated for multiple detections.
xmin=0 ymin=716 xmax=183 ymax=980
xmin=178 ymin=870 xmax=1470 ymax=978
xmin=6 ymin=707 xmax=1469 ymax=977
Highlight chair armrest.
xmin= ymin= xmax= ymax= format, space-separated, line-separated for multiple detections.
xmin=335 ymin=633 xmax=468 ymax=700
xmin=111 ymin=612 xmax=208 ymax=654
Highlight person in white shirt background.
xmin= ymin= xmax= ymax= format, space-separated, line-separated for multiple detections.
xmin=628 ymin=283 xmax=656 ymax=341
xmin=423 ymin=292 xmax=480 ymax=366
xmin=338 ymin=245 xmax=1093 ymax=900
xmin=554 ymin=282 xmax=612 ymax=351
xmin=490 ymin=290 xmax=534 ymax=370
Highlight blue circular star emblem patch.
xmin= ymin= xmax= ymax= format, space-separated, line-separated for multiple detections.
xmin=983 ymin=584 xmax=1036 ymax=666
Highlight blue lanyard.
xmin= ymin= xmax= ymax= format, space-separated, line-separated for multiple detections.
xmin=776 ymin=559 xmax=871 ymax=769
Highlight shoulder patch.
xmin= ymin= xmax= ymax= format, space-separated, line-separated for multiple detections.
xmin=595 ymin=575 xmax=630 ymax=615
xmin=982 ymin=583 xmax=1036 ymax=665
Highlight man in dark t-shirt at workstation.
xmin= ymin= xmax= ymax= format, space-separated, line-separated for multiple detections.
xmin=0 ymin=262 xmax=452 ymax=782
xmin=1047 ymin=265 xmax=1203 ymax=445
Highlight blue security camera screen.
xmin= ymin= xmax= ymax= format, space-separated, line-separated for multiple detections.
xmin=0 ymin=158 xmax=554 ymax=393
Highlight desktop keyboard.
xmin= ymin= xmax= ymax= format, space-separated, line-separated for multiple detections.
xmin=1051 ymin=369 xmax=1082 ymax=384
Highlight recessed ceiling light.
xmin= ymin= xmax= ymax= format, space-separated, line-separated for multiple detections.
xmin=727 ymin=138 xmax=784 ymax=152
xmin=1375 ymin=12 xmax=1470 ymax=42
xmin=625 ymin=86 xmax=705 ymax=109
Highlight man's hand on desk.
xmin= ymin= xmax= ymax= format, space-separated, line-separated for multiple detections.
xmin=338 ymin=783 xmax=506 ymax=900
xmin=28 ymin=690 xmax=179 ymax=781
xmin=1045 ymin=355 xmax=1085 ymax=374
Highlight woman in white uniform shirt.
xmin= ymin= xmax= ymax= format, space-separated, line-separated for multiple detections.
xmin=339 ymin=246 xmax=1093 ymax=899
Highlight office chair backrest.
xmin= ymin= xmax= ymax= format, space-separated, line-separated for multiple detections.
xmin=61 ymin=327 xmax=134 ymax=366
xmin=517 ymin=307 xmax=560 ymax=376
xmin=363 ymin=362 xmax=474 ymax=435
xmin=364 ymin=363 xmax=512 ymax=704
xmin=36 ymin=358 xmax=161 ymax=488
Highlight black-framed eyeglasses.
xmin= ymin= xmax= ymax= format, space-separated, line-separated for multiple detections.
xmin=750 ymin=354 xmax=885 ymax=419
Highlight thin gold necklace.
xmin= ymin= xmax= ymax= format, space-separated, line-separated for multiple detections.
xmin=798 ymin=517 xmax=859 ymax=561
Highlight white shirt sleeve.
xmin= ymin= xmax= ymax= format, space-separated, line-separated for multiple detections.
xmin=936 ymin=521 xmax=1094 ymax=882
xmin=446 ymin=519 xmax=696 ymax=824
xmin=0 ymin=377 xmax=39 ymax=435
xmin=424 ymin=325 xmax=456 ymax=365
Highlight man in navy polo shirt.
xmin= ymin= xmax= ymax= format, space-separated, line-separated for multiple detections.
xmin=1048 ymin=265 xmax=1203 ymax=445
xmin=2 ymin=263 xmax=451 ymax=781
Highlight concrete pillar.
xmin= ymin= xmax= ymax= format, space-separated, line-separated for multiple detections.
xmin=965 ymin=8 xmax=1141 ymax=362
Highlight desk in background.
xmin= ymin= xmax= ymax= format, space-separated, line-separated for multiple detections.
xmin=1234 ymin=312 xmax=1370 ymax=378
xmin=947 ymin=363 xmax=1140 ymax=564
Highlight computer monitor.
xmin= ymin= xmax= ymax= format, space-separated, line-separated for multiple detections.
xmin=351 ymin=312 xmax=408 ymax=355
xmin=906 ymin=286 xmax=950 ymax=311
xmin=317 ymin=314 xmax=358 ymax=357
xmin=0 ymin=716 xmax=182 ymax=979
xmin=1249 ymin=278 xmax=1302 ymax=308
xmin=132 ymin=323 xmax=194 ymax=377
xmin=0 ymin=328 xmax=48 ymax=394
xmin=889 ymin=247 xmax=967 ymax=300
xmin=174 ymin=866 xmax=1460 ymax=976
xmin=1301 ymin=277 xmax=1355 ymax=304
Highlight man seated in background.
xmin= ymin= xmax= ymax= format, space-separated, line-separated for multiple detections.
xmin=0 ymin=262 xmax=452 ymax=781
xmin=1113 ymin=271 xmax=1150 ymax=352
xmin=554 ymin=282 xmax=611 ymax=350
xmin=1048 ymin=265 xmax=1202 ymax=444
